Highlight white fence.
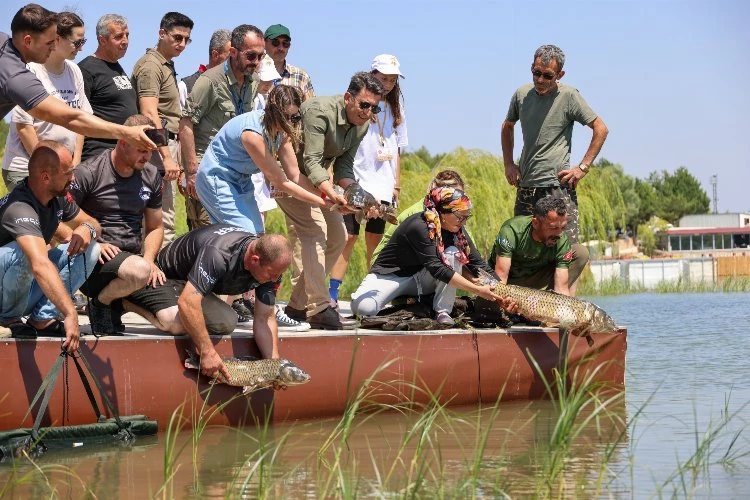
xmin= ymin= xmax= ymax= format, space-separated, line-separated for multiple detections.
xmin=588 ymin=258 xmax=716 ymax=288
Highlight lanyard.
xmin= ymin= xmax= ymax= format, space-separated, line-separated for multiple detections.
xmin=224 ymin=60 xmax=248 ymax=115
xmin=375 ymin=101 xmax=388 ymax=146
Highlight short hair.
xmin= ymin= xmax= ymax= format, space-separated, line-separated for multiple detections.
xmin=255 ymin=234 xmax=292 ymax=265
xmin=159 ymin=12 xmax=194 ymax=32
xmin=96 ymin=14 xmax=127 ymax=38
xmin=123 ymin=114 xmax=155 ymax=128
xmin=28 ymin=140 xmax=67 ymax=175
xmin=347 ymin=71 xmax=385 ymax=97
xmin=56 ymin=12 xmax=83 ymax=38
xmin=533 ymin=196 xmax=567 ymax=219
xmin=534 ymin=44 xmax=565 ymax=71
xmin=230 ymin=24 xmax=264 ymax=49
xmin=209 ymin=29 xmax=231 ymax=57
xmin=11 ymin=4 xmax=58 ymax=35
xmin=429 ymin=169 xmax=465 ymax=190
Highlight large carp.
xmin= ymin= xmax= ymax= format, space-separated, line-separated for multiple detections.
xmin=336 ymin=183 xmax=399 ymax=225
xmin=478 ymin=270 xmax=618 ymax=343
xmin=184 ymin=351 xmax=311 ymax=394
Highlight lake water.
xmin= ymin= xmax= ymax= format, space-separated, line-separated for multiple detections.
xmin=2 ymin=292 xmax=749 ymax=498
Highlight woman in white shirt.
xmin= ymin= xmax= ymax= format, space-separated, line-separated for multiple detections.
xmin=2 ymin=12 xmax=91 ymax=189
xmin=329 ymin=54 xmax=408 ymax=306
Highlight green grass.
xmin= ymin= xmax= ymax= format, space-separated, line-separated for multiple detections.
xmin=577 ymin=274 xmax=750 ymax=296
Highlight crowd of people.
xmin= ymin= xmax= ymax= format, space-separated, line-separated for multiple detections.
xmin=0 ymin=4 xmax=608 ymax=379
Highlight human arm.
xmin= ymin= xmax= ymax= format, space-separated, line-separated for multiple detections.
xmin=553 ymin=268 xmax=571 ymax=296
xmin=177 ymin=281 xmax=231 ymax=380
xmin=73 ymin=134 xmax=84 ymax=166
xmin=59 ymin=208 xmax=101 ymax=256
xmin=16 ymin=122 xmax=38 ymax=156
xmin=494 ymin=256 xmax=512 ymax=284
xmin=501 ymin=119 xmax=520 ymax=187
xmin=16 ymin=234 xmax=81 ymax=352
xmin=138 ymin=96 xmax=179 ymax=181
xmin=252 ymin=300 xmax=279 ymax=359
xmin=178 ymin=117 xmax=199 ymax=198
xmin=142 ymin=207 xmax=165 ymax=286
xmin=27 ymin=95 xmax=155 ymax=150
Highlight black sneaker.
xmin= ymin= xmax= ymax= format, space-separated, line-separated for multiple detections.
xmin=111 ymin=299 xmax=126 ymax=333
xmin=232 ymin=298 xmax=253 ymax=323
xmin=73 ymin=292 xmax=88 ymax=315
xmin=89 ymin=298 xmax=116 ymax=335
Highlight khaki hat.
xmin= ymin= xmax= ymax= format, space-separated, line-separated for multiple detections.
xmin=371 ymin=54 xmax=404 ymax=77
xmin=256 ymin=55 xmax=282 ymax=82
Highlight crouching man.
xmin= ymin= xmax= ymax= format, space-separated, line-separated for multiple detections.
xmin=0 ymin=142 xmax=100 ymax=351
xmin=125 ymin=225 xmax=292 ymax=379
xmin=70 ymin=114 xmax=165 ymax=333
xmin=489 ymin=196 xmax=587 ymax=296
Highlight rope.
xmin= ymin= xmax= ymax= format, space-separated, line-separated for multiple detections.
xmin=469 ymin=325 xmax=483 ymax=404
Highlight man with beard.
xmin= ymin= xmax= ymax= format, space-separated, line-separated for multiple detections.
xmin=70 ymin=114 xmax=164 ymax=334
xmin=488 ymin=196 xmax=584 ymax=297
xmin=0 ymin=141 xmax=101 ymax=350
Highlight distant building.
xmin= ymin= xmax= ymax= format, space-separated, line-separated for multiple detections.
xmin=666 ymin=212 xmax=750 ymax=252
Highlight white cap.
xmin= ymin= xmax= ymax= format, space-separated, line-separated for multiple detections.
xmin=371 ymin=54 xmax=404 ymax=78
xmin=256 ymin=55 xmax=282 ymax=82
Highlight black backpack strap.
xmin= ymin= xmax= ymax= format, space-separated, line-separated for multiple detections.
xmin=22 ymin=352 xmax=66 ymax=441
xmin=74 ymin=349 xmax=128 ymax=430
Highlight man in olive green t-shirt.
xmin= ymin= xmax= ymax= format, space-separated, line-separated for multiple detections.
xmin=501 ymin=44 xmax=608 ymax=294
xmin=488 ymin=196 xmax=586 ymax=297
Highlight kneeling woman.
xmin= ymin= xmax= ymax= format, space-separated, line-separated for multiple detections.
xmin=351 ymin=187 xmax=504 ymax=326
xmin=196 ymin=85 xmax=326 ymax=233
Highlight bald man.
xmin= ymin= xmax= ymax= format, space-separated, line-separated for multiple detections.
xmin=0 ymin=141 xmax=101 ymax=351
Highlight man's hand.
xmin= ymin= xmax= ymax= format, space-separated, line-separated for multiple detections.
xmin=67 ymin=225 xmax=93 ymax=255
xmin=505 ymin=163 xmax=521 ymax=187
xmin=498 ymin=297 xmax=519 ymax=314
xmin=98 ymin=242 xmax=121 ymax=263
xmin=123 ymin=125 xmax=157 ymax=150
xmin=162 ymin=155 xmax=180 ymax=182
xmin=200 ymin=348 xmax=231 ymax=381
xmin=558 ymin=165 xmax=587 ymax=189
xmin=148 ymin=262 xmax=166 ymax=288
xmin=62 ymin=314 xmax=81 ymax=353
xmin=185 ymin=172 xmax=198 ymax=199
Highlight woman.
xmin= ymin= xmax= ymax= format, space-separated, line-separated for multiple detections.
xmin=329 ymin=54 xmax=408 ymax=305
xmin=351 ymin=187 xmax=504 ymax=326
xmin=2 ymin=12 xmax=91 ymax=189
xmin=196 ymin=84 xmax=326 ymax=233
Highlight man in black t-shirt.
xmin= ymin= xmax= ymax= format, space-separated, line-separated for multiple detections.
xmin=70 ymin=114 xmax=164 ymax=334
xmin=78 ymin=14 xmax=139 ymax=160
xmin=126 ymin=225 xmax=292 ymax=379
xmin=0 ymin=142 xmax=101 ymax=351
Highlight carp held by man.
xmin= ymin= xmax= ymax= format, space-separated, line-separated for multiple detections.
xmin=184 ymin=351 xmax=311 ymax=394
xmin=336 ymin=183 xmax=399 ymax=225
xmin=477 ymin=269 xmax=619 ymax=342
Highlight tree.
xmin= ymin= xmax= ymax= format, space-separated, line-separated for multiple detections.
xmin=647 ymin=167 xmax=710 ymax=224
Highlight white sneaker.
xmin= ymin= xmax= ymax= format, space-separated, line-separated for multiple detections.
xmin=276 ymin=306 xmax=311 ymax=332
xmin=436 ymin=311 xmax=455 ymax=327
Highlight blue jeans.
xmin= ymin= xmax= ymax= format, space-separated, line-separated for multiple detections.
xmin=0 ymin=241 xmax=100 ymax=323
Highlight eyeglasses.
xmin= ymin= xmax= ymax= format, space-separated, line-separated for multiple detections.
xmin=287 ymin=113 xmax=302 ymax=124
xmin=452 ymin=211 xmax=472 ymax=223
xmin=240 ymin=50 xmax=265 ymax=62
xmin=166 ymin=32 xmax=192 ymax=45
xmin=355 ymin=98 xmax=382 ymax=114
xmin=68 ymin=37 xmax=87 ymax=49
xmin=531 ymin=69 xmax=556 ymax=81
xmin=271 ymin=39 xmax=291 ymax=48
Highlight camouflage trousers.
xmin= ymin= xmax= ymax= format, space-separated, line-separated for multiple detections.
xmin=514 ymin=186 xmax=581 ymax=244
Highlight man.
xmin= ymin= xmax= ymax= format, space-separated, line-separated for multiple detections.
xmin=178 ymin=28 xmax=231 ymax=109
xmin=279 ymin=72 xmax=384 ymax=330
xmin=0 ymin=141 xmax=101 ymax=351
xmin=70 ymin=114 xmax=165 ymax=334
xmin=179 ymin=24 xmax=262 ymax=230
xmin=0 ymin=4 xmax=154 ymax=150
xmin=489 ymin=196 xmax=586 ymax=296
xmin=125 ymin=225 xmax=293 ymax=379
xmin=501 ymin=44 xmax=608 ymax=294
xmin=131 ymin=11 xmax=194 ymax=245
xmin=264 ymin=24 xmax=314 ymax=99
xmin=78 ymin=14 xmax=139 ymax=161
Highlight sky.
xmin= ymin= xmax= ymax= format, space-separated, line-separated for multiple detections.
xmin=4 ymin=0 xmax=749 ymax=213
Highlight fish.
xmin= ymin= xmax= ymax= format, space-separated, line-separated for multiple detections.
xmin=477 ymin=269 xmax=619 ymax=345
xmin=184 ymin=350 xmax=311 ymax=394
xmin=336 ymin=183 xmax=399 ymax=225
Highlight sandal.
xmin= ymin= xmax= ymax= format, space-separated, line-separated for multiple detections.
xmin=10 ymin=323 xmax=38 ymax=339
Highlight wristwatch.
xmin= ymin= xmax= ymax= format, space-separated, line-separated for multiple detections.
xmin=578 ymin=163 xmax=590 ymax=173
xmin=80 ymin=222 xmax=97 ymax=240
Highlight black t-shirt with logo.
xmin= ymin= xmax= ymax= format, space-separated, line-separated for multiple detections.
xmin=0 ymin=179 xmax=80 ymax=246
xmin=69 ymin=150 xmax=162 ymax=254
xmin=156 ymin=224 xmax=277 ymax=305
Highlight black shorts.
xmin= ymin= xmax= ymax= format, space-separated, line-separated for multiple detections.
xmin=127 ymin=278 xmax=185 ymax=313
xmin=343 ymin=212 xmax=387 ymax=236
xmin=80 ymin=251 xmax=133 ymax=298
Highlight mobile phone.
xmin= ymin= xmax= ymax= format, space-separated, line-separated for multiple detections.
xmin=145 ymin=128 xmax=168 ymax=147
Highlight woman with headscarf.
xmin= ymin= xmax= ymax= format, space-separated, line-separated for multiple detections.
xmin=351 ymin=187 xmax=505 ymax=326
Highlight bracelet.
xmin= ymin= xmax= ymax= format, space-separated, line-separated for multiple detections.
xmin=80 ymin=221 xmax=97 ymax=240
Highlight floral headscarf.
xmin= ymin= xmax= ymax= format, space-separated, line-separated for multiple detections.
xmin=423 ymin=187 xmax=472 ymax=265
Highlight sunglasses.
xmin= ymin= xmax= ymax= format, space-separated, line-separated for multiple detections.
xmin=166 ymin=32 xmax=192 ymax=45
xmin=531 ymin=69 xmax=556 ymax=81
xmin=356 ymin=99 xmax=382 ymax=114
xmin=240 ymin=50 xmax=265 ymax=62
xmin=68 ymin=37 xmax=87 ymax=49
xmin=287 ymin=113 xmax=302 ymax=124
xmin=271 ymin=39 xmax=291 ymax=48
